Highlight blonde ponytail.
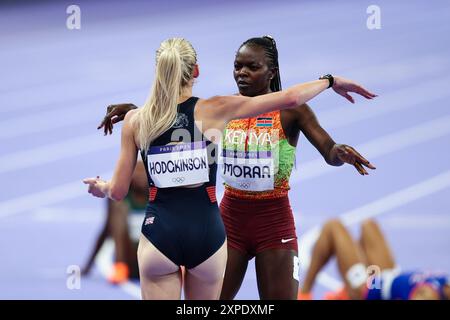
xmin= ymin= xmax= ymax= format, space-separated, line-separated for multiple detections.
xmin=136 ymin=38 xmax=197 ymax=153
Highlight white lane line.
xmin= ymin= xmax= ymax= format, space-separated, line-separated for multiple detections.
xmin=380 ymin=214 xmax=450 ymax=229
xmin=0 ymin=134 xmax=118 ymax=174
xmin=314 ymin=76 xmax=450 ymax=130
xmin=0 ymin=83 xmax=144 ymax=114
xmin=291 ymin=114 xmax=450 ymax=184
xmin=0 ymin=88 xmax=144 ymax=139
xmin=32 ymin=206 xmax=101 ymax=223
xmin=0 ymin=171 xmax=112 ymax=219
xmin=298 ymin=170 xmax=450 ymax=291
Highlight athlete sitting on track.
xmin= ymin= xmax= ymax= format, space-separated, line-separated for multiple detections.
xmin=298 ymin=218 xmax=450 ymax=300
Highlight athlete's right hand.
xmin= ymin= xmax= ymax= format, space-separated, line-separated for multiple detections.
xmin=83 ymin=176 xmax=107 ymax=198
xmin=97 ymin=103 xmax=138 ymax=135
xmin=332 ymin=76 xmax=377 ymax=103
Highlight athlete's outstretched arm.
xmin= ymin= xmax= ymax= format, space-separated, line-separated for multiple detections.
xmin=84 ymin=110 xmax=138 ymax=201
xmin=295 ymin=104 xmax=376 ymax=175
xmin=198 ymin=76 xmax=376 ymax=132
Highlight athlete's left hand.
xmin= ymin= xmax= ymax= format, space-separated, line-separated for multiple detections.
xmin=334 ymin=144 xmax=376 ymax=175
xmin=83 ymin=176 xmax=108 ymax=198
xmin=332 ymin=76 xmax=377 ymax=103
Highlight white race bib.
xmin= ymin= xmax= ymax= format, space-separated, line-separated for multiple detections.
xmin=220 ymin=149 xmax=274 ymax=191
xmin=147 ymin=142 xmax=209 ymax=188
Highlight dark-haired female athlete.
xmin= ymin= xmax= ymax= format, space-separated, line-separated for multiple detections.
xmin=219 ymin=36 xmax=375 ymax=300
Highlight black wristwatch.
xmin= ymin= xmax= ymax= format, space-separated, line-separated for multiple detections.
xmin=319 ymin=74 xmax=334 ymax=88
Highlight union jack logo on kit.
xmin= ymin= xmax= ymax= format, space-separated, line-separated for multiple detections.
xmin=144 ymin=216 xmax=155 ymax=225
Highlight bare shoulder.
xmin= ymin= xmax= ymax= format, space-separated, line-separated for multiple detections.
xmin=123 ymin=108 xmax=140 ymax=145
xmin=282 ymin=102 xmax=307 ymax=118
xmin=123 ymin=108 xmax=140 ymax=131
xmin=124 ymin=108 xmax=139 ymax=122
xmin=294 ymin=103 xmax=311 ymax=113
xmin=293 ymin=103 xmax=316 ymax=119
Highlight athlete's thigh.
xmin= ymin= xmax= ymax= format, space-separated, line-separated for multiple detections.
xmin=359 ymin=219 xmax=396 ymax=270
xmin=137 ymin=235 xmax=179 ymax=277
xmin=184 ymin=240 xmax=228 ymax=300
xmin=255 ymin=248 xmax=299 ymax=300
xmin=220 ymin=246 xmax=250 ymax=300
xmin=137 ymin=235 xmax=182 ymax=299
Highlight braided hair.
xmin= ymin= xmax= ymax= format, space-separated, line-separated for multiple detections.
xmin=239 ymin=35 xmax=282 ymax=92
